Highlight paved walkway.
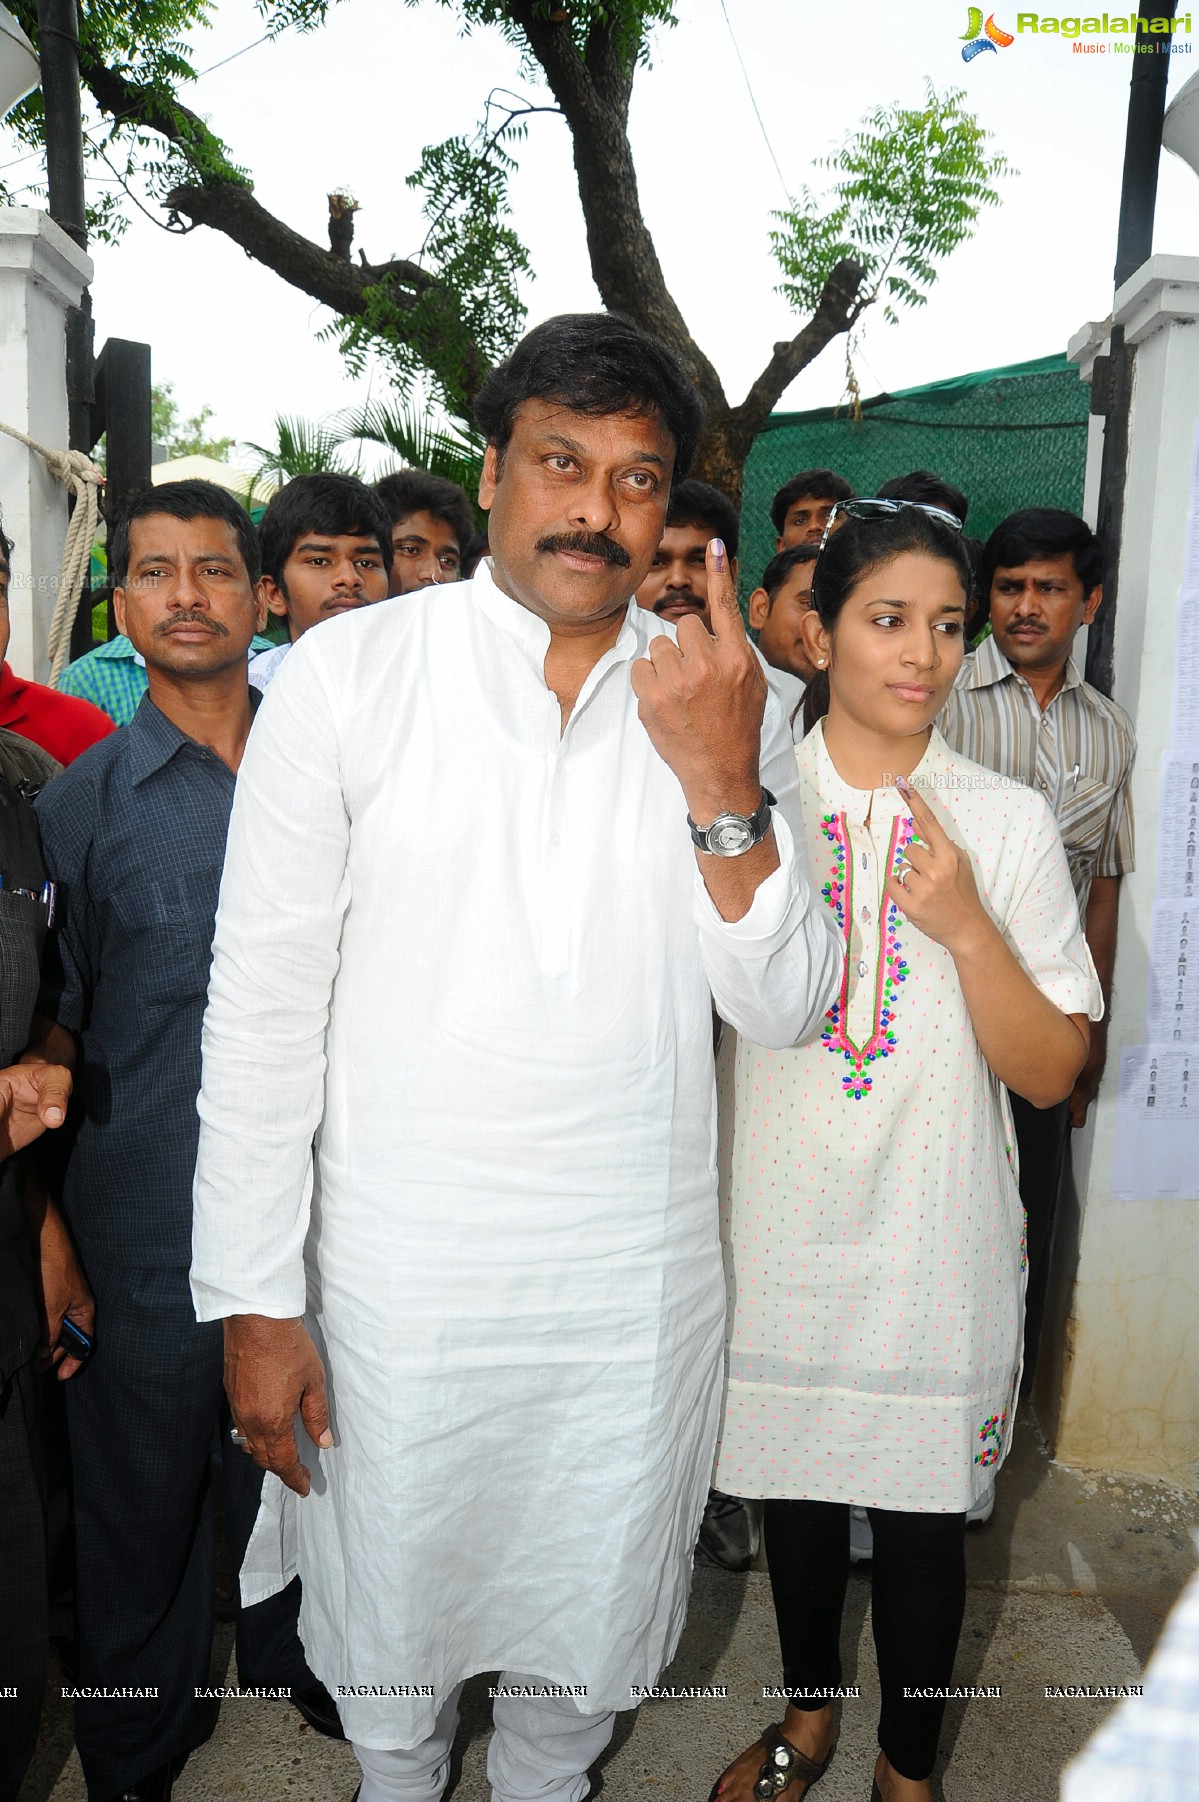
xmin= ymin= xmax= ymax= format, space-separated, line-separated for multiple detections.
xmin=19 ymin=1414 xmax=1199 ymax=1802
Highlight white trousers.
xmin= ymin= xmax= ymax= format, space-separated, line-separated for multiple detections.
xmin=353 ymin=1674 xmax=618 ymax=1802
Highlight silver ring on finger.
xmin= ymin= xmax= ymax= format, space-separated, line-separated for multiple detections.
xmin=896 ymin=862 xmax=915 ymax=890
xmin=230 ymin=1426 xmax=250 ymax=1448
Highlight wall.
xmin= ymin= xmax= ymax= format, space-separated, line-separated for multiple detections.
xmin=1051 ymin=257 xmax=1199 ymax=1485
xmin=0 ymin=208 xmax=92 ymax=680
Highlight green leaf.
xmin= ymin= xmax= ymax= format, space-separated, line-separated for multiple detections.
xmin=770 ymin=81 xmax=1011 ymax=326
xmin=329 ymin=108 xmax=534 ymax=414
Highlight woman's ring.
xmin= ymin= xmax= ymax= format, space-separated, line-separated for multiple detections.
xmin=896 ymin=863 xmax=914 ymax=890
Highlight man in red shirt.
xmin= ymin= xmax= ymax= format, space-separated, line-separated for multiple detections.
xmin=0 ymin=520 xmax=114 ymax=764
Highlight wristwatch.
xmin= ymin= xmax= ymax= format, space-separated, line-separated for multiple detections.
xmin=687 ymin=789 xmax=776 ymax=858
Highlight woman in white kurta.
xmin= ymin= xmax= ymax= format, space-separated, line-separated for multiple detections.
xmin=708 ymin=504 xmax=1101 ymax=1802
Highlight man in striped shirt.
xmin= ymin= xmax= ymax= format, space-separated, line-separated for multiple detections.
xmin=939 ymin=507 xmax=1135 ymax=1384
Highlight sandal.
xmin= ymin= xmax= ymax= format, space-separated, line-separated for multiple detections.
xmin=707 ymin=1723 xmax=836 ymax=1802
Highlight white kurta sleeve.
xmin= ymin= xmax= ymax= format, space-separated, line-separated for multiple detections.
xmin=191 ymin=636 xmax=352 ymax=1322
xmin=693 ymin=689 xmax=841 ymax=1050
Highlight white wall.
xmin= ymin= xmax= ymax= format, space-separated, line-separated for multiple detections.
xmin=0 ymin=208 xmax=92 ymax=680
xmin=1054 ymin=258 xmax=1199 ymax=1484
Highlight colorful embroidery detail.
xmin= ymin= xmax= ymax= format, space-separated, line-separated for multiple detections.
xmin=974 ymin=1411 xmax=1007 ymax=1469
xmin=819 ymin=813 xmax=848 ymax=929
xmin=1019 ymin=1207 xmax=1028 ymax=1274
xmin=818 ymin=811 xmax=916 ymax=1099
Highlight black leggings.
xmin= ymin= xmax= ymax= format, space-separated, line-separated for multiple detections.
xmin=764 ymin=1498 xmax=967 ymax=1784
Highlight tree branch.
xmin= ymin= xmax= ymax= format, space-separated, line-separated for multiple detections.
xmin=74 ymin=39 xmax=494 ymax=397
xmin=733 ymin=259 xmax=868 ymax=440
xmin=161 ymin=181 xmax=421 ymax=315
xmin=74 ymin=41 xmax=243 ymax=180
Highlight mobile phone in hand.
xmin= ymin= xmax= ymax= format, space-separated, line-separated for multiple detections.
xmin=57 ymin=1316 xmax=94 ymax=1362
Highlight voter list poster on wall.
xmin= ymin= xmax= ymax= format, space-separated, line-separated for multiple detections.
xmin=1111 ymin=424 xmax=1199 ymax=1200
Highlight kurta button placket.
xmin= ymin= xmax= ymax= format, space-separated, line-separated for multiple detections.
xmin=539 ymin=724 xmax=570 ymax=978
xmin=846 ymin=818 xmax=877 ymax=1041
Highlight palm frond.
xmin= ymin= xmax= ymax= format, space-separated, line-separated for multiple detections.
xmin=243 ymin=414 xmax=361 ymax=503
xmin=334 ymin=400 xmax=485 ymax=498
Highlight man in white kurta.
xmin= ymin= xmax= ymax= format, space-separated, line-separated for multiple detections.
xmin=190 ymin=313 xmax=840 ymax=1802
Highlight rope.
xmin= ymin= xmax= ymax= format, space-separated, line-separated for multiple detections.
xmin=0 ymin=422 xmax=104 ymax=685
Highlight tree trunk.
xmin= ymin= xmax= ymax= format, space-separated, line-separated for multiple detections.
xmin=506 ymin=8 xmax=869 ymax=504
xmin=688 ymin=407 xmax=758 ymax=507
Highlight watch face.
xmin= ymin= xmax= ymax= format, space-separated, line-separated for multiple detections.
xmin=709 ymin=816 xmax=755 ymax=856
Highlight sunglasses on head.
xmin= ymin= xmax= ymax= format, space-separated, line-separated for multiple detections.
xmin=817 ymin=497 xmax=965 ymax=555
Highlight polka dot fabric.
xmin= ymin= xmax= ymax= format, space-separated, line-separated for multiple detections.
xmin=714 ymin=724 xmax=1103 ymax=1512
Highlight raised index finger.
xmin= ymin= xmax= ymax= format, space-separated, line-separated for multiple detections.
xmin=705 ymin=538 xmax=747 ymax=641
xmin=895 ymin=775 xmax=948 ymax=846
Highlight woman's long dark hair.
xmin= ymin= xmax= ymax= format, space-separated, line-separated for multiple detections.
xmin=801 ymin=508 xmax=973 ymax=736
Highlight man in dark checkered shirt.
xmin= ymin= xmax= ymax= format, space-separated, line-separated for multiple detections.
xmin=35 ymin=481 xmax=333 ymax=1802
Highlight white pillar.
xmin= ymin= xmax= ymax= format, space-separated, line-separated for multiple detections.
xmin=0 ymin=207 xmax=92 ymax=681
xmin=1051 ymin=256 xmax=1199 ymax=1482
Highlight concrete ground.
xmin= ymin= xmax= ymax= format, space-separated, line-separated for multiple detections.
xmin=18 ymin=1410 xmax=1199 ymax=1802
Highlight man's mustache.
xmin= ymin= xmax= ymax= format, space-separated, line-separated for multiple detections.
xmin=535 ymin=532 xmax=631 ymax=569
xmin=155 ymin=614 xmax=227 ymax=637
xmin=654 ymin=592 xmax=704 ymax=612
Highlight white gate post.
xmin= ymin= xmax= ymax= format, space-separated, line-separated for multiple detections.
xmin=0 ymin=206 xmax=93 ymax=680
xmin=1049 ymin=256 xmax=1199 ymax=1481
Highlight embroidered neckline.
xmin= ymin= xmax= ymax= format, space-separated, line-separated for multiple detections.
xmin=818 ymin=810 xmax=916 ymax=1099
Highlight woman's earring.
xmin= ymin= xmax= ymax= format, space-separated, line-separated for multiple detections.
xmin=816 ymin=658 xmax=827 ymax=667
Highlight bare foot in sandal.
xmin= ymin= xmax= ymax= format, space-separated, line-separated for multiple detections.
xmin=871 ymin=1750 xmax=935 ymax=1802
xmin=709 ymin=1705 xmax=837 ymax=1802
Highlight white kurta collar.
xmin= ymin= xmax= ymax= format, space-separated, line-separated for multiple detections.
xmin=803 ymin=719 xmax=955 ymax=828
xmin=470 ymin=554 xmax=646 ymax=725
xmin=472 ymin=556 xmax=642 ymax=661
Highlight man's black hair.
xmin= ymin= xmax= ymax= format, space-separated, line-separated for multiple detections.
xmin=258 ymin=474 xmax=393 ymax=590
xmin=460 ymin=531 xmax=490 ymax=579
xmin=0 ymin=504 xmax=12 ymax=563
xmin=374 ymin=469 xmax=476 ymax=557
xmin=757 ymin=543 xmax=818 ymax=606
xmin=769 ymin=469 xmax=855 ymax=536
xmin=980 ymin=507 xmax=1104 ymax=600
xmin=876 ymin=469 xmax=969 ymax=527
xmin=665 ymin=479 xmax=740 ymax=559
xmin=473 ymin=312 xmax=704 ymax=481
xmin=109 ymin=480 xmax=260 ymax=588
